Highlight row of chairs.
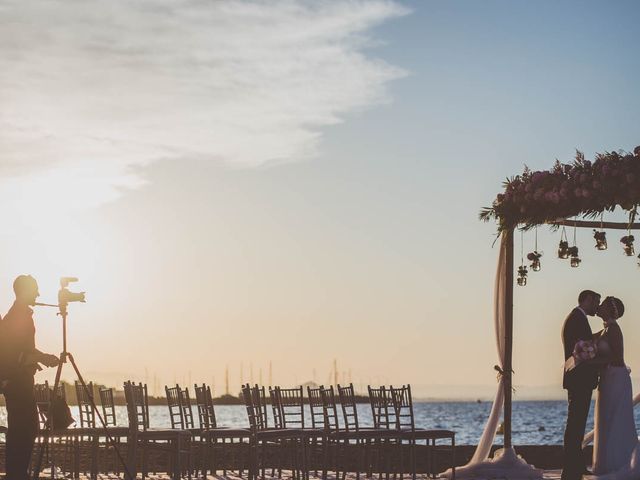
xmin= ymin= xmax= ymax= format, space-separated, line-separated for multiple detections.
xmin=240 ymin=383 xmax=456 ymax=480
xmin=32 ymin=381 xmax=129 ymax=479
xmin=29 ymin=381 xmax=456 ymax=480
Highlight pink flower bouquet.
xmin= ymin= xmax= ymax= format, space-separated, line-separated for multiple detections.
xmin=564 ymin=339 xmax=598 ymax=373
xmin=573 ymin=339 xmax=598 ymax=362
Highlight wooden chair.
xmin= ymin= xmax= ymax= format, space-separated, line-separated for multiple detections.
xmin=34 ymin=382 xmax=53 ymax=430
xmin=270 ymin=386 xmax=305 ymax=429
xmin=179 ymin=387 xmax=196 ymax=432
xmin=320 ymin=384 xmax=376 ymax=480
xmin=391 ymin=384 xmax=456 ymax=479
xmin=124 ymin=381 xmax=192 ymax=480
xmin=96 ymin=386 xmax=129 ymax=477
xmin=368 ymin=386 xmax=396 ymax=431
xmin=272 ymin=386 xmax=325 ymax=476
xmin=32 ymin=381 xmax=78 ymax=478
xmin=307 ymin=385 xmax=334 ymax=479
xmin=242 ymin=383 xmax=307 ymax=480
xmin=74 ymin=381 xmax=99 ymax=478
xmin=75 ymin=381 xmax=96 ymax=428
xmin=368 ymin=385 xmax=404 ymax=477
xmin=194 ymin=383 xmax=251 ymax=477
xmin=166 ymin=385 xmax=188 ymax=430
xmin=337 ymin=384 xmax=398 ymax=480
xmin=99 ymin=387 xmax=117 ymax=427
xmin=307 ymin=386 xmax=325 ymax=431
xmin=167 ymin=384 xmax=201 ymax=477
xmin=73 ymin=382 xmax=130 ymax=479
xmin=33 ymin=382 xmax=55 ymax=476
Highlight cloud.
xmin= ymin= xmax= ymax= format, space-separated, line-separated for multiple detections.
xmin=0 ymin=0 xmax=408 ymax=220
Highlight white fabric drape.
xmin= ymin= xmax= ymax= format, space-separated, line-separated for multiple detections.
xmin=470 ymin=233 xmax=508 ymax=463
xmin=444 ymin=232 xmax=543 ymax=479
xmin=444 ymin=235 xmax=507 ymax=477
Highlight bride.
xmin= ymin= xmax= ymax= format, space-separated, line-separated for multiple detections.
xmin=591 ymin=296 xmax=640 ymax=479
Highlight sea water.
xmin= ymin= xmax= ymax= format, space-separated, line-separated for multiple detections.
xmin=1 ymin=400 xmax=624 ymax=445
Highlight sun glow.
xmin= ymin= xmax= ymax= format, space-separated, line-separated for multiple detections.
xmin=0 ymin=177 xmax=106 ymax=308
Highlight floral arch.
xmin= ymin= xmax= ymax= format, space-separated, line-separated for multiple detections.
xmin=448 ymin=146 xmax=640 ymax=480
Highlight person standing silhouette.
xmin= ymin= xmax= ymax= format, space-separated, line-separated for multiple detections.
xmin=1 ymin=275 xmax=59 ymax=480
xmin=561 ymin=289 xmax=601 ymax=480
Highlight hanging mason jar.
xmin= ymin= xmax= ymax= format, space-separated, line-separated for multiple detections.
xmin=593 ymin=230 xmax=607 ymax=250
xmin=517 ymin=265 xmax=528 ymax=286
xmin=621 ymin=234 xmax=635 ymax=256
xmin=527 ymin=251 xmax=542 ymax=272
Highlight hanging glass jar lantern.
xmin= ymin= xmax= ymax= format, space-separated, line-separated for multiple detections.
xmin=527 ymin=227 xmax=542 ymax=271
xmin=593 ymin=214 xmax=607 ymax=250
xmin=569 ymin=222 xmax=581 ymax=267
xmin=593 ymin=230 xmax=607 ymax=250
xmin=558 ymin=241 xmax=569 ymax=258
xmin=527 ymin=251 xmax=542 ymax=271
xmin=517 ymin=265 xmax=528 ymax=286
xmin=621 ymin=234 xmax=635 ymax=256
xmin=569 ymin=246 xmax=581 ymax=267
xmin=517 ymin=229 xmax=528 ymax=285
xmin=558 ymin=227 xmax=569 ymax=259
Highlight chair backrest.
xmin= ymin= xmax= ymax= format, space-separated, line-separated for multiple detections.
xmin=124 ymin=381 xmax=150 ymax=431
xmin=242 ymin=384 xmax=267 ymax=432
xmin=166 ymin=384 xmax=184 ymax=429
xmin=194 ymin=384 xmax=217 ymax=429
xmin=307 ymin=385 xmax=325 ymax=429
xmin=269 ymin=387 xmax=284 ymax=428
xmin=337 ymin=383 xmax=360 ymax=432
xmin=99 ymin=387 xmax=117 ymax=427
xmin=270 ymin=386 xmax=305 ymax=429
xmin=281 ymin=386 xmax=305 ymax=428
xmin=179 ymin=386 xmax=195 ymax=429
xmin=75 ymin=381 xmax=96 ymax=428
xmin=319 ymin=385 xmax=340 ymax=432
xmin=391 ymin=384 xmax=415 ymax=431
xmin=33 ymin=382 xmax=52 ymax=430
xmin=368 ymin=385 xmax=396 ymax=430
xmin=257 ymin=385 xmax=268 ymax=427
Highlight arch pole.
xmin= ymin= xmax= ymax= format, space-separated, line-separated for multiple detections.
xmin=504 ymin=227 xmax=514 ymax=449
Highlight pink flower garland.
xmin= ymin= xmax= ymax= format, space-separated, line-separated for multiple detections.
xmin=481 ymin=147 xmax=640 ymax=230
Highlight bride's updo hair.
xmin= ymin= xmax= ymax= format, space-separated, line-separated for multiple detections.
xmin=604 ymin=296 xmax=625 ymax=320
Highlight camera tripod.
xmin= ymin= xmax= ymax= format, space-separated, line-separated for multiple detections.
xmin=32 ymin=300 xmax=132 ymax=480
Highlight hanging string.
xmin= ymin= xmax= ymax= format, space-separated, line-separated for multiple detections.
xmin=535 ymin=226 xmax=538 ymax=252
xmin=521 ymin=229 xmax=524 ymax=264
xmin=600 ymin=212 xmax=604 ymax=230
xmin=573 ymin=220 xmax=577 ymax=246
xmin=561 ymin=226 xmax=567 ymax=243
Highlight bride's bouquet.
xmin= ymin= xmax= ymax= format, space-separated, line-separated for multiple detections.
xmin=565 ymin=339 xmax=598 ymax=372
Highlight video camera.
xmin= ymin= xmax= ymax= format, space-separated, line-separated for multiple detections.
xmin=58 ymin=277 xmax=86 ymax=306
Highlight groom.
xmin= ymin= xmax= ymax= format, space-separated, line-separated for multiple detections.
xmin=561 ymin=289 xmax=601 ymax=480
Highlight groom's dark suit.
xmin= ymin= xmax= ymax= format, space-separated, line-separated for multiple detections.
xmin=561 ymin=307 xmax=599 ymax=480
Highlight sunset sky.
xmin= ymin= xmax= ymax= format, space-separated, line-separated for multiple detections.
xmin=1 ymin=0 xmax=639 ymax=399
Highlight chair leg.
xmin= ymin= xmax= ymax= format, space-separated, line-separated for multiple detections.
xmin=321 ymin=437 xmax=330 ymax=480
xmin=142 ymin=439 xmax=149 ymax=479
xmin=126 ymin=437 xmax=138 ymax=480
xmin=174 ymin=437 xmax=182 ymax=480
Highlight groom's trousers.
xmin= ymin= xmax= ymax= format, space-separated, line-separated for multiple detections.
xmin=562 ymin=387 xmax=593 ymax=480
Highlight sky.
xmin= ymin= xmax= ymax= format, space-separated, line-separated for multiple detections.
xmin=1 ymin=0 xmax=639 ymax=400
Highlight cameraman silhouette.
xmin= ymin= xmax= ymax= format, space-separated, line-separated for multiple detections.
xmin=1 ymin=275 xmax=59 ymax=480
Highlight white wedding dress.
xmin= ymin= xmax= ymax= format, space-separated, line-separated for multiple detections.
xmin=591 ymin=329 xmax=640 ymax=480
